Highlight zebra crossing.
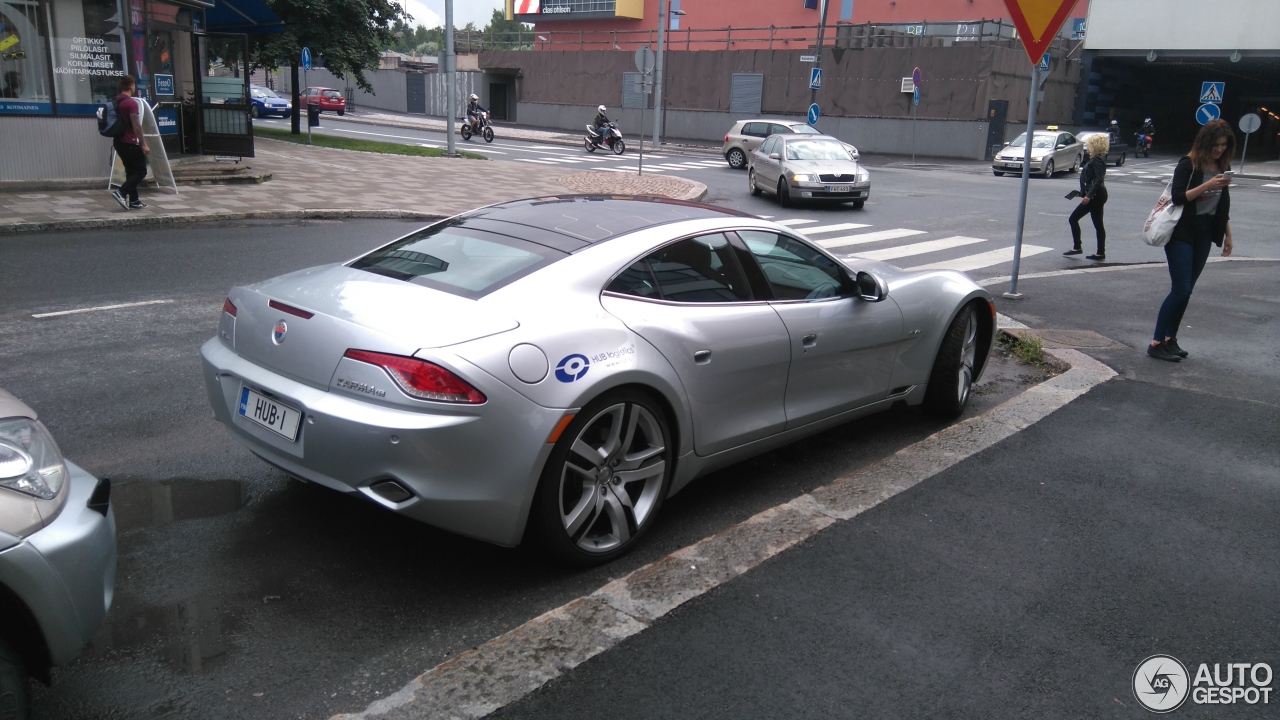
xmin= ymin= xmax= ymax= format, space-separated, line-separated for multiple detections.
xmin=760 ymin=215 xmax=1053 ymax=275
xmin=514 ymin=155 xmax=728 ymax=173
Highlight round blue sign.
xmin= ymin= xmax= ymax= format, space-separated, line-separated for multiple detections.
xmin=807 ymin=103 xmax=820 ymax=126
xmin=301 ymin=47 xmax=312 ymax=71
xmin=1196 ymin=103 xmax=1221 ymax=125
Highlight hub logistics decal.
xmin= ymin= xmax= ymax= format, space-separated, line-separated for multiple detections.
xmin=555 ymin=354 xmax=589 ymax=382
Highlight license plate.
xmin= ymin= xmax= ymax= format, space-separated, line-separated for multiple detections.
xmin=826 ymin=185 xmax=851 ymax=193
xmin=1005 ymin=162 xmax=1021 ymax=168
xmin=239 ymin=386 xmax=301 ymax=441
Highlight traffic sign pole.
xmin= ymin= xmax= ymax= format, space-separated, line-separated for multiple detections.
xmin=1006 ymin=61 xmax=1040 ymax=300
xmin=808 ymin=0 xmax=829 ymax=120
xmin=1239 ymin=113 xmax=1261 ymax=173
xmin=911 ymin=67 xmax=920 ymax=163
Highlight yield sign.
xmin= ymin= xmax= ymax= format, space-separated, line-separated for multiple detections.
xmin=1002 ymin=0 xmax=1080 ymax=66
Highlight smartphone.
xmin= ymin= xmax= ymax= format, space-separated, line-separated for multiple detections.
xmin=1221 ymin=170 xmax=1235 ymax=177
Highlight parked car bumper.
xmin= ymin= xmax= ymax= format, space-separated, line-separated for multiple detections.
xmin=0 ymin=463 xmax=116 ymax=667
xmin=790 ymin=180 xmax=871 ymax=201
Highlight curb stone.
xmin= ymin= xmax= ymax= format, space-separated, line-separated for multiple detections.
xmin=328 ymin=340 xmax=1117 ymax=720
xmin=0 ymin=208 xmax=447 ymax=235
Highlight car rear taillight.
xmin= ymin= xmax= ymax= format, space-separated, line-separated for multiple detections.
xmin=344 ymin=350 xmax=486 ymax=404
xmin=724 ymin=134 xmax=730 ymax=143
xmin=223 ymin=298 xmax=237 ymax=317
xmin=269 ymin=299 xmax=315 ymax=319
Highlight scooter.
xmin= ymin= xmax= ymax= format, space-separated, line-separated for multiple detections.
xmin=585 ymin=122 xmax=626 ymax=155
xmin=1134 ymin=128 xmax=1153 ymax=158
xmin=461 ymin=111 xmax=494 ymax=143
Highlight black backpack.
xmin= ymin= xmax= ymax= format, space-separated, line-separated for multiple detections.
xmin=97 ymin=97 xmax=129 ymax=138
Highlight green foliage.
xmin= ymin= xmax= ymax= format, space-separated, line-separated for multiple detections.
xmin=252 ymin=0 xmax=408 ymax=93
xmin=256 ymin=126 xmax=486 ymax=159
xmin=999 ymin=332 xmax=1046 ymax=367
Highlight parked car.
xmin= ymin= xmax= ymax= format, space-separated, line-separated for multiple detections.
xmin=722 ymin=119 xmax=823 ymax=169
xmin=200 ymin=196 xmax=993 ymax=566
xmin=249 ymin=85 xmax=292 ymax=119
xmin=992 ymin=128 xmax=1083 ymax=177
xmin=1076 ymin=129 xmax=1129 ymax=166
xmin=0 ymin=388 xmax=116 ymax=718
xmin=304 ymin=87 xmax=346 ymax=116
xmin=748 ymin=134 xmax=871 ymax=208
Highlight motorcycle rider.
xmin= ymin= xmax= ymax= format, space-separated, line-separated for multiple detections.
xmin=592 ymin=105 xmax=610 ymax=147
xmin=1107 ymin=118 xmax=1122 ymax=145
xmin=1137 ymin=117 xmax=1155 ymax=150
xmin=466 ymin=94 xmax=487 ymax=132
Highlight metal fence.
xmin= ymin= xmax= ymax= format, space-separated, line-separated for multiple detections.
xmin=453 ymin=19 xmax=1076 ymax=54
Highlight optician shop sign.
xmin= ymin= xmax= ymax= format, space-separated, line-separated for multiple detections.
xmin=53 ymin=36 xmax=125 ymax=78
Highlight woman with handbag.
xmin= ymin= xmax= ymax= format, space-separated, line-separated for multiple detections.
xmin=1147 ymin=119 xmax=1234 ymax=362
xmin=1064 ymin=134 xmax=1110 ymax=260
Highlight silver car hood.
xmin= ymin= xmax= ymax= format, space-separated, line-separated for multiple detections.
xmin=230 ymin=265 xmax=518 ymax=388
xmin=784 ymin=158 xmax=863 ymax=175
xmin=999 ymin=146 xmax=1049 ymax=159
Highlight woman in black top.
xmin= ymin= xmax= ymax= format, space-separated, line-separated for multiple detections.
xmin=1147 ymin=119 xmax=1234 ymax=362
xmin=1064 ymin=133 xmax=1110 ymax=260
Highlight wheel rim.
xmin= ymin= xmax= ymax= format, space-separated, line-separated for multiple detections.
xmin=956 ymin=311 xmax=977 ymax=407
xmin=558 ymin=402 xmax=666 ymax=554
xmin=729 ymin=149 xmax=744 ymax=168
xmin=748 ymin=169 xmax=756 ymax=191
xmin=612 ymin=140 xmax=625 ymax=155
xmin=1045 ymin=160 xmax=1054 ymax=176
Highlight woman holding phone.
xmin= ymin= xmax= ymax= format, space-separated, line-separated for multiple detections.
xmin=1147 ymin=119 xmax=1234 ymax=362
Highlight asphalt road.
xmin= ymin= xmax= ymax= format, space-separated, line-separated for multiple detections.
xmin=1 ymin=217 xmax=1040 ymax=719
xmin=4 ymin=132 xmax=1276 ymax=717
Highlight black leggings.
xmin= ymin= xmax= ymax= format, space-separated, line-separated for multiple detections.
xmin=1068 ymin=189 xmax=1107 ymax=254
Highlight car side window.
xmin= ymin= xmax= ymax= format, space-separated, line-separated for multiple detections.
xmin=769 ymin=123 xmax=794 ymax=136
xmin=760 ymin=137 xmax=778 ymax=155
xmin=1064 ymin=133 xmax=1076 ymax=145
xmin=737 ymin=230 xmax=850 ymax=301
xmin=610 ymin=234 xmax=752 ymax=303
xmin=743 ymin=122 xmax=768 ymax=138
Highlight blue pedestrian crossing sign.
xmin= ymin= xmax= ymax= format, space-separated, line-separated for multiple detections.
xmin=913 ymin=87 xmax=919 ymax=105
xmin=1200 ymin=82 xmax=1224 ymax=104
xmin=810 ymin=68 xmax=822 ymax=90
xmin=301 ymin=47 xmax=312 ymax=71
xmin=1038 ymin=53 xmax=1050 ymax=72
xmin=1196 ymin=103 xmax=1221 ymax=125
xmin=807 ymin=103 xmax=820 ymax=125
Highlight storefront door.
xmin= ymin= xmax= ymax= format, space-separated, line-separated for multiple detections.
xmin=190 ymin=30 xmax=252 ymax=156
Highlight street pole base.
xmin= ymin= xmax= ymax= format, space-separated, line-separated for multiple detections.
xmin=1001 ymin=292 xmax=1024 ymax=300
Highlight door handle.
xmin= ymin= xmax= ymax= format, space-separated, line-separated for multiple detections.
xmin=693 ymin=350 xmax=712 ymax=365
xmin=802 ymin=334 xmax=818 ymax=349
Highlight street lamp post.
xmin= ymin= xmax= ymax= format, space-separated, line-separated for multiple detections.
xmin=445 ymin=0 xmax=456 ymax=157
xmin=651 ymin=4 xmax=685 ymax=150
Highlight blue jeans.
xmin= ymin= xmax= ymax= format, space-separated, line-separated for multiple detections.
xmin=595 ymin=126 xmax=608 ymax=144
xmin=1153 ymin=215 xmax=1213 ymax=341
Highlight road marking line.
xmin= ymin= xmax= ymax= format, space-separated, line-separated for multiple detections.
xmin=977 ymin=256 xmax=1280 ymax=287
xmin=852 ymin=236 xmax=987 ymax=261
xmin=1264 ymin=183 xmax=1280 ymax=188
xmin=516 ymin=158 xmax=560 ymax=165
xmin=776 ymin=218 xmax=817 ymax=226
xmin=905 ymin=245 xmax=1053 ymax=272
xmin=32 ymin=300 xmax=173 ymax=318
xmin=820 ymin=228 xmax=926 ymax=248
xmin=800 ymin=222 xmax=872 ymax=236
xmin=330 ymin=345 xmax=1117 ymax=720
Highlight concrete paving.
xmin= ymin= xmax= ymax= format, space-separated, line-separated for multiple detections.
xmin=0 ymin=138 xmax=707 ymax=234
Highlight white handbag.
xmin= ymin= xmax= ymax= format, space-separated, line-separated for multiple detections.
xmin=1142 ymin=173 xmax=1193 ymax=247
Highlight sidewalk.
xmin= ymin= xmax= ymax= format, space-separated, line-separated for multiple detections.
xmin=0 ymin=139 xmax=707 ymax=234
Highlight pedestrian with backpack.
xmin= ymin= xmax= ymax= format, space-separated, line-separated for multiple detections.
xmin=104 ymin=75 xmax=149 ymax=210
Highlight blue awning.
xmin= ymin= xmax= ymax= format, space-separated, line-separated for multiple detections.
xmin=205 ymin=0 xmax=285 ymax=33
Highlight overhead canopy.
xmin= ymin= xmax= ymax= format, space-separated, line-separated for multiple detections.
xmin=205 ymin=0 xmax=285 ymax=33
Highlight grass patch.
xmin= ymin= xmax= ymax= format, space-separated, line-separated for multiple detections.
xmin=999 ymin=332 xmax=1047 ymax=367
xmin=255 ymin=126 xmax=486 ymax=159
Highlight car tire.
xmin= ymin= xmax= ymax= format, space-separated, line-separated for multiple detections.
xmin=726 ymin=148 xmax=747 ymax=169
xmin=0 ymin=635 xmax=30 ymax=720
xmin=923 ymin=304 xmax=979 ymax=419
xmin=1071 ymin=155 xmax=1081 ymax=172
xmin=778 ymin=178 xmax=793 ymax=207
xmin=1116 ymin=152 xmax=1126 ymax=167
xmin=530 ymin=389 xmax=673 ymax=566
xmin=250 ymin=105 xmax=260 ymax=119
xmin=337 ymin=109 xmax=345 ymax=116
xmin=852 ymin=200 xmax=865 ymax=209
xmin=749 ymin=168 xmax=762 ymax=196
xmin=1042 ymin=159 xmax=1055 ymax=177
xmin=992 ymin=170 xmax=1004 ymax=176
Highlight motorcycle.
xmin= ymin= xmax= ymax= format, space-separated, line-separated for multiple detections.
xmin=1134 ymin=128 xmax=1154 ymax=158
xmin=461 ymin=111 xmax=495 ymax=143
xmin=585 ymin=121 xmax=626 ymax=155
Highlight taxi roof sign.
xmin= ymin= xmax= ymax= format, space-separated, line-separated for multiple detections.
xmin=1002 ymin=0 xmax=1080 ymax=66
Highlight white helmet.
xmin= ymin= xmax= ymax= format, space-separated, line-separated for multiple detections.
xmin=1144 ymin=117 xmax=1152 ymax=123
xmin=598 ymin=105 xmax=607 ymax=113
xmin=469 ymin=94 xmax=478 ymax=101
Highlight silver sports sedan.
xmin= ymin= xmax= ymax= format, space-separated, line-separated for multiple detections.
xmin=748 ymin=134 xmax=870 ymax=208
xmin=991 ymin=129 xmax=1083 ymax=177
xmin=201 ymin=197 xmax=994 ymax=565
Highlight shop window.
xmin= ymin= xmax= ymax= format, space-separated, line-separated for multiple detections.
xmin=0 ymin=0 xmax=55 ymax=114
xmin=49 ymin=0 xmax=127 ymax=114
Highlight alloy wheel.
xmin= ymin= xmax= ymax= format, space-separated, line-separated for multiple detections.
xmin=956 ymin=311 xmax=978 ymax=407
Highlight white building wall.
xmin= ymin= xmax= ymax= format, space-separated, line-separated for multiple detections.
xmin=1085 ymin=0 xmax=1280 ymax=51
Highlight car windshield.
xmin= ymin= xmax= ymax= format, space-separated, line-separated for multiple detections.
xmin=791 ymin=125 xmax=821 ymax=134
xmin=1010 ymin=133 xmax=1058 ymax=149
xmin=785 ymin=140 xmax=852 ymax=161
xmin=251 ymin=88 xmax=279 ymax=99
xmin=349 ymin=224 xmax=561 ymax=297
xmin=322 ymin=90 xmax=342 ymax=99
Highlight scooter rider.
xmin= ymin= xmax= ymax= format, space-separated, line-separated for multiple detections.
xmin=466 ymin=94 xmax=486 ymax=131
xmin=592 ymin=105 xmax=610 ymax=146
xmin=1107 ymin=118 xmax=1122 ymax=145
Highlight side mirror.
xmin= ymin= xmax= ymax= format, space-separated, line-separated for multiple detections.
xmin=769 ymin=153 xmax=781 ymax=160
xmin=855 ymin=271 xmax=888 ymax=302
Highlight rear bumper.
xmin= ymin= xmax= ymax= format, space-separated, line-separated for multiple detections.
xmin=200 ymin=337 xmax=562 ymax=547
xmin=0 ymin=463 xmax=117 ymax=667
